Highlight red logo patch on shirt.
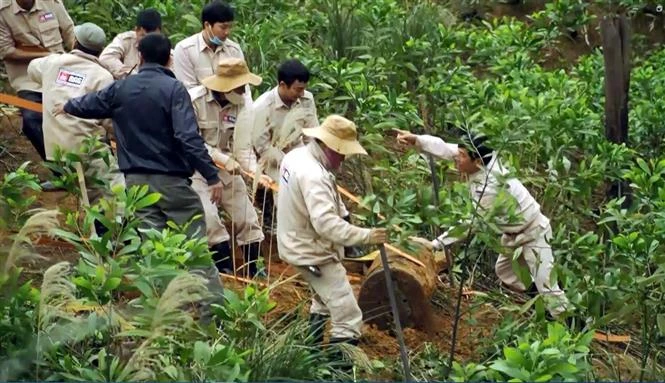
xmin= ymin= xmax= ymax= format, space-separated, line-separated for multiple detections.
xmin=55 ymin=69 xmax=86 ymax=88
xmin=39 ymin=12 xmax=55 ymax=23
xmin=222 ymin=113 xmax=236 ymax=124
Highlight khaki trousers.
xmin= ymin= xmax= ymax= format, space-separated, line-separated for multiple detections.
xmin=191 ymin=171 xmax=264 ymax=246
xmin=497 ymin=218 xmax=569 ymax=317
xmin=298 ymin=262 xmax=363 ymax=339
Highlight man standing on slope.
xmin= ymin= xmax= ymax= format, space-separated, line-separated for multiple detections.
xmin=277 ymin=114 xmax=387 ymax=355
xmin=397 ymin=129 xmax=569 ymax=319
xmin=56 ymin=33 xmax=224 ymax=305
xmin=99 ymin=8 xmax=166 ymax=79
xmin=173 ymin=0 xmax=245 ymax=90
xmin=0 ymin=0 xmax=75 ymax=189
xmin=188 ymin=57 xmax=268 ymax=278
xmin=28 ymin=22 xmax=123 ymax=209
xmin=253 ymin=59 xmax=318 ymax=235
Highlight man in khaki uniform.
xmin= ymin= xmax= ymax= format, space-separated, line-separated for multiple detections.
xmin=253 ymin=59 xmax=318 ymax=234
xmin=277 ymin=114 xmax=386 ymax=352
xmin=0 ymin=0 xmax=75 ymax=168
xmin=188 ymin=58 xmax=267 ymax=278
xmin=28 ymin=22 xmax=123 ymax=208
xmin=99 ymin=8 xmax=164 ymax=79
xmin=173 ymin=1 xmax=246 ymax=91
xmin=398 ymin=130 xmax=569 ymax=319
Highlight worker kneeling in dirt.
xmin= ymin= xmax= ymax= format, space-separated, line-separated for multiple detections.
xmin=277 ymin=114 xmax=387 ymax=349
xmin=397 ymin=129 xmax=569 ymax=319
xmin=188 ymin=58 xmax=270 ymax=278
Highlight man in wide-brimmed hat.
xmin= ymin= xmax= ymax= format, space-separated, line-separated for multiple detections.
xmin=188 ymin=57 xmax=268 ymax=279
xmin=276 ymin=114 xmax=387 ymax=354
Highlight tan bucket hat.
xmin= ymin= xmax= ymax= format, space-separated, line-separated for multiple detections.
xmin=302 ymin=115 xmax=367 ymax=156
xmin=201 ymin=57 xmax=262 ymax=93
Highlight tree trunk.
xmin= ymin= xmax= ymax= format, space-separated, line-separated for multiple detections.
xmin=601 ymin=15 xmax=632 ymax=206
xmin=357 ymin=245 xmax=447 ymax=334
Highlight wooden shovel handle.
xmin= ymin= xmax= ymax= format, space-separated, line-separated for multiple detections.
xmin=0 ymin=93 xmax=42 ymax=112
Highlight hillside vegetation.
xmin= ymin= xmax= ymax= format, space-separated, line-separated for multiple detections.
xmin=1 ymin=0 xmax=665 ymax=381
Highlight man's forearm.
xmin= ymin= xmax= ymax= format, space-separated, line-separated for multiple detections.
xmin=4 ymin=49 xmax=49 ymax=62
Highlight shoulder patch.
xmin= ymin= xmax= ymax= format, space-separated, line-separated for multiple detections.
xmin=281 ymin=168 xmax=290 ymax=186
xmin=188 ymin=85 xmax=207 ymax=101
xmin=56 ymin=68 xmax=86 ymax=88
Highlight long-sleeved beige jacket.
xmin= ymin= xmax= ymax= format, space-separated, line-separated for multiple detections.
xmin=188 ymin=85 xmax=257 ymax=181
xmin=28 ymin=50 xmax=114 ymax=159
xmin=414 ymin=134 xmax=548 ymax=248
xmin=276 ymin=142 xmax=371 ymax=266
xmin=0 ymin=0 xmax=75 ymax=92
xmin=99 ymin=30 xmax=175 ymax=79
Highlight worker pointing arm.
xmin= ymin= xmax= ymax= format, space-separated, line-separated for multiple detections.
xmin=396 ymin=129 xmax=570 ymax=319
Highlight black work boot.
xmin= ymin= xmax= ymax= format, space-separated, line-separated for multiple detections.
xmin=241 ymin=241 xmax=262 ymax=278
xmin=308 ymin=313 xmax=329 ymax=346
xmin=210 ymin=241 xmax=234 ymax=274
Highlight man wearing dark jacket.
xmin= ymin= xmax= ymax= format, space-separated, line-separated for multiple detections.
xmin=55 ymin=32 xmax=225 ymax=316
xmin=56 ymin=33 xmax=223 ymax=238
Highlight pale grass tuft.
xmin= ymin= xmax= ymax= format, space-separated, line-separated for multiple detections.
xmin=272 ymin=107 xmax=310 ymax=151
xmin=39 ymin=261 xmax=76 ymax=329
xmin=149 ymin=272 xmax=210 ymax=334
xmin=3 ymin=209 xmax=59 ymax=275
xmin=118 ymin=272 xmax=211 ymax=381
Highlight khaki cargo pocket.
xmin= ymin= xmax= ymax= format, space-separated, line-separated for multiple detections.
xmin=38 ymin=20 xmax=63 ymax=49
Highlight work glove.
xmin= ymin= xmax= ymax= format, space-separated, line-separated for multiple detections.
xmin=209 ymin=148 xmax=228 ymax=166
xmin=223 ymin=158 xmax=241 ymax=173
xmin=258 ymin=174 xmax=274 ymax=189
xmin=409 ymin=236 xmax=435 ymax=251
xmin=260 ymin=146 xmax=285 ymax=168
xmin=367 ymin=228 xmax=388 ymax=245
xmin=344 ymin=245 xmax=366 ymax=259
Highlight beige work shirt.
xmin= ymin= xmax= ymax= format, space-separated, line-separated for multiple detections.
xmin=253 ymin=86 xmax=319 ymax=158
xmin=98 ymin=30 xmax=140 ymax=79
xmin=173 ymin=32 xmax=244 ymax=90
xmin=99 ymin=30 xmax=175 ymax=79
xmin=0 ymin=0 xmax=74 ymax=92
xmin=28 ymin=50 xmax=114 ymax=159
xmin=414 ymin=135 xmax=548 ymax=247
xmin=188 ymin=85 xmax=257 ymax=181
xmin=276 ymin=142 xmax=371 ymax=267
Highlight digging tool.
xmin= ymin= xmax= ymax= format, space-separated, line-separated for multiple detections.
xmin=0 ymin=93 xmax=42 ymax=112
xmin=378 ymin=244 xmax=411 ymax=382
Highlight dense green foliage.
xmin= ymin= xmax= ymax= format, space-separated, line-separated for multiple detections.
xmin=1 ymin=0 xmax=665 ymax=381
